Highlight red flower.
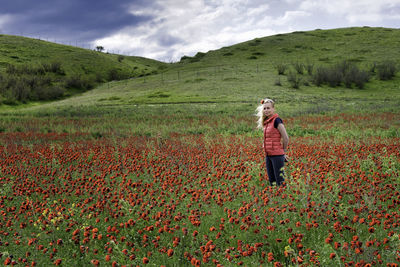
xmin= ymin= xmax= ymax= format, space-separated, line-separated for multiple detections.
xmin=167 ymin=249 xmax=174 ymax=257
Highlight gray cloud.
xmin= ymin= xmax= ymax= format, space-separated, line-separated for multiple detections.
xmin=0 ymin=0 xmax=152 ymax=42
xmin=1 ymin=0 xmax=399 ymax=61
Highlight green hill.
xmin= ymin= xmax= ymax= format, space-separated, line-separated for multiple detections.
xmin=1 ymin=27 xmax=400 ymax=111
xmin=178 ymin=26 xmax=400 ymax=66
xmin=0 ymin=34 xmax=167 ymax=103
xmin=0 ymin=27 xmax=399 ymax=137
xmin=35 ymin=27 xmax=397 ymax=107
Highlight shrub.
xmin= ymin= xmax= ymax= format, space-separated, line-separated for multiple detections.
xmin=108 ymin=68 xmax=130 ymax=81
xmin=292 ymin=62 xmax=304 ymax=74
xmin=95 ymin=73 xmax=105 ymax=83
xmin=305 ymin=63 xmax=314 ymax=75
xmin=65 ymin=75 xmax=94 ymax=90
xmin=312 ymin=67 xmax=328 ymax=86
xmin=377 ymin=61 xmax=397 ymax=80
xmin=312 ymin=61 xmax=370 ymax=88
xmin=335 ymin=60 xmax=352 ymax=76
xmin=274 ymin=78 xmax=282 ymax=86
xmin=354 ymin=71 xmax=370 ymax=89
xmin=35 ymin=86 xmax=65 ymax=100
xmin=326 ymin=68 xmax=343 ymax=87
xmin=287 ymin=71 xmax=302 ymax=89
xmin=275 ymin=63 xmax=287 ymax=75
xmin=5 ymin=64 xmax=17 ymax=75
xmin=343 ymin=65 xmax=370 ymax=89
xmin=41 ymin=62 xmax=65 ymax=75
xmin=369 ymin=62 xmax=377 ymax=73
xmin=13 ymin=79 xmax=31 ymax=102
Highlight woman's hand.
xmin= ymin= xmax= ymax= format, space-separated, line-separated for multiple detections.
xmin=284 ymin=154 xmax=289 ymax=162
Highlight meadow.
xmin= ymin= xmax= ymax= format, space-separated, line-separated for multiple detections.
xmin=0 ymin=27 xmax=399 ymax=266
xmin=0 ymin=109 xmax=399 ymax=266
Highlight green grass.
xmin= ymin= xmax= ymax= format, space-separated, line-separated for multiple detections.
xmin=0 ymin=35 xmax=167 ymax=76
xmin=0 ymin=27 xmax=399 ymax=137
xmin=0 ymin=28 xmax=399 ymax=267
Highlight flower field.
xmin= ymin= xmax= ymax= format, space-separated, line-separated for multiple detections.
xmin=0 ymin=113 xmax=399 ymax=266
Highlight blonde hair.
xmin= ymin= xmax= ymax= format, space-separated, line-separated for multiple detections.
xmin=256 ymin=98 xmax=275 ymax=129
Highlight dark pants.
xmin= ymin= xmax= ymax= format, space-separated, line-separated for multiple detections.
xmin=266 ymin=155 xmax=285 ymax=186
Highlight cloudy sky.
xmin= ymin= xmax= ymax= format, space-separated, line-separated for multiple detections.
xmin=1 ymin=0 xmax=399 ymax=62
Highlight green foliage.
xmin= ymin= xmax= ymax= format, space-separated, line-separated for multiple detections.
xmin=287 ymin=71 xmax=302 ymax=89
xmin=108 ymin=68 xmax=130 ymax=81
xmin=180 ymin=52 xmax=207 ymax=63
xmin=275 ymin=63 xmax=287 ymax=75
xmin=0 ymin=63 xmax=68 ymax=102
xmin=311 ymin=61 xmax=370 ymax=88
xmin=117 ymin=55 xmax=125 ymax=62
xmin=292 ymin=62 xmax=304 ymax=74
xmin=1 ymin=27 xmax=400 ymax=109
xmin=65 ymin=75 xmax=95 ymax=91
xmin=377 ymin=60 xmax=397 ymax=80
xmin=0 ymin=35 xmax=167 ymax=105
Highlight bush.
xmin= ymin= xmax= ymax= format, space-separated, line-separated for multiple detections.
xmin=6 ymin=64 xmax=45 ymax=75
xmin=41 ymin=62 xmax=65 ymax=75
xmin=312 ymin=66 xmax=342 ymax=87
xmin=108 ymin=68 xmax=130 ymax=81
xmin=305 ymin=63 xmax=314 ymax=75
xmin=5 ymin=64 xmax=17 ymax=74
xmin=369 ymin=62 xmax=377 ymax=73
xmin=334 ymin=60 xmax=352 ymax=76
xmin=326 ymin=68 xmax=343 ymax=87
xmin=292 ymin=62 xmax=304 ymax=74
xmin=275 ymin=63 xmax=287 ymax=75
xmin=287 ymin=71 xmax=302 ymax=89
xmin=35 ymin=86 xmax=65 ymax=100
xmin=13 ymin=79 xmax=31 ymax=102
xmin=377 ymin=61 xmax=397 ymax=80
xmin=312 ymin=61 xmax=370 ymax=88
xmin=312 ymin=67 xmax=329 ymax=86
xmin=343 ymin=65 xmax=370 ymax=89
xmin=65 ymin=75 xmax=94 ymax=90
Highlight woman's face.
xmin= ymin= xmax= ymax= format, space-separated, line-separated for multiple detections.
xmin=263 ymin=102 xmax=275 ymax=117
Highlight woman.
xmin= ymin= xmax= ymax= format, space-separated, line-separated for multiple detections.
xmin=256 ymin=98 xmax=289 ymax=186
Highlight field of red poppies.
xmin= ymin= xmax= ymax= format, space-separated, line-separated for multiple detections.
xmin=0 ymin=112 xmax=399 ymax=266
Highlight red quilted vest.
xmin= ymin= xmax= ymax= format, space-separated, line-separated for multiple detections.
xmin=263 ymin=113 xmax=284 ymax=156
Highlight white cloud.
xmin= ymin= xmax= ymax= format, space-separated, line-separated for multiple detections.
xmin=299 ymin=0 xmax=400 ymax=23
xmin=93 ymin=0 xmax=400 ymax=61
xmin=93 ymin=0 xmax=278 ymax=61
xmin=273 ymin=10 xmax=311 ymax=26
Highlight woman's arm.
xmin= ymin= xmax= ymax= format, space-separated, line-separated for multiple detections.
xmin=277 ymin=123 xmax=289 ymax=154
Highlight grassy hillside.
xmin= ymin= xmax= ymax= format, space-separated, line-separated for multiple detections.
xmin=0 ymin=27 xmax=399 ymax=137
xmin=26 ymin=27 xmax=398 ymax=105
xmin=0 ymin=35 xmax=168 ymax=103
xmin=178 ymin=26 xmax=400 ymax=66
xmin=0 ymin=35 xmax=167 ymax=76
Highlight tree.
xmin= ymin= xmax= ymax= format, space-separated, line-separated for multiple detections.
xmin=96 ymin=46 xmax=104 ymax=52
